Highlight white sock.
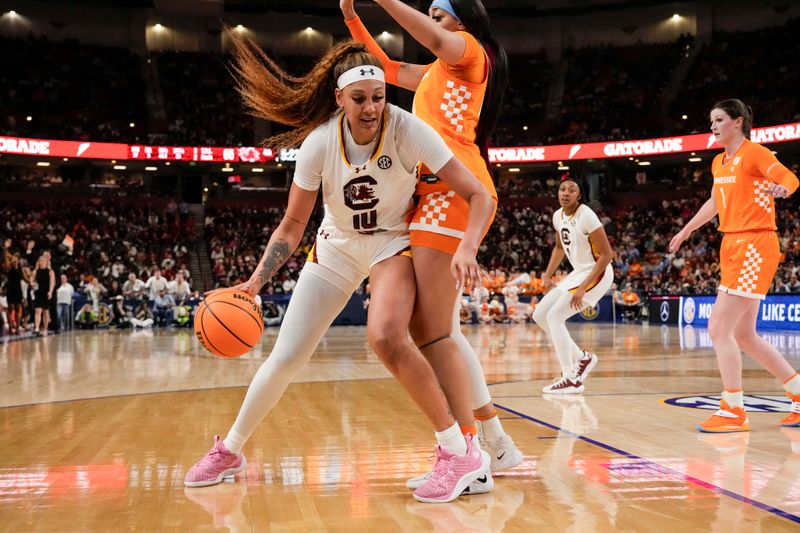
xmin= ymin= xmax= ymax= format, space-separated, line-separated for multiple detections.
xmin=573 ymin=347 xmax=587 ymax=364
xmin=480 ymin=415 xmax=504 ymax=442
xmin=722 ymin=390 xmax=744 ymax=409
xmin=435 ymin=423 xmax=467 ymax=456
xmin=783 ymin=373 xmax=800 ymax=396
xmin=223 ymin=429 xmax=248 ymax=456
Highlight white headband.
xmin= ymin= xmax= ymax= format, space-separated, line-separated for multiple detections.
xmin=336 ymin=65 xmax=385 ymax=89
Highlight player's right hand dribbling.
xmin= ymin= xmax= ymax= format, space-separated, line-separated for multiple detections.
xmin=206 ymin=279 xmax=260 ymax=300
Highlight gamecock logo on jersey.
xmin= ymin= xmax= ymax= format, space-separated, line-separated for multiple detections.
xmin=560 ymin=228 xmax=571 ymax=246
xmin=343 ymin=175 xmax=379 ymax=210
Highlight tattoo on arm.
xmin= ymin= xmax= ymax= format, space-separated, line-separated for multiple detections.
xmin=400 ymin=63 xmax=411 ymax=70
xmin=252 ymin=239 xmax=291 ymax=287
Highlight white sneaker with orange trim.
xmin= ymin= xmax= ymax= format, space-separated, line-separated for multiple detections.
xmin=696 ymin=401 xmax=750 ymax=433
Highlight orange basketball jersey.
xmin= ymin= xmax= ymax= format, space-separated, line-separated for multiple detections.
xmin=711 ymin=139 xmax=799 ymax=233
xmin=412 ymin=31 xmax=496 ymax=199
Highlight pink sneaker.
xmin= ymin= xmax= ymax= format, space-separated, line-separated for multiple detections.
xmin=184 ymin=435 xmax=246 ymax=487
xmin=413 ymin=434 xmax=490 ymax=503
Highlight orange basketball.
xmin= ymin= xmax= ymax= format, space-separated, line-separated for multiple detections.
xmin=194 ymin=290 xmax=263 ymax=358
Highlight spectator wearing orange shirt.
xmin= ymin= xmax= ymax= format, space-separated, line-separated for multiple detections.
xmin=620 ymin=283 xmax=642 ymax=322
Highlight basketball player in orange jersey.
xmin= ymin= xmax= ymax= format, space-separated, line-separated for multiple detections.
xmin=185 ymin=39 xmax=497 ymax=503
xmin=670 ymin=99 xmax=800 ymax=433
xmin=341 ymin=0 xmax=524 ymax=485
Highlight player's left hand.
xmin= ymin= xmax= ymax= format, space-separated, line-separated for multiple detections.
xmin=767 ymin=183 xmax=790 ymax=198
xmin=570 ymin=287 xmax=586 ymax=310
xmin=451 ymin=247 xmax=486 ymax=293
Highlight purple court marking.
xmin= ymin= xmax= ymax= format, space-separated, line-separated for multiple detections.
xmin=495 ymin=402 xmax=800 ymax=525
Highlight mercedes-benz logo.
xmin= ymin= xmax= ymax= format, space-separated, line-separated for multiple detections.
xmin=660 ymin=301 xmax=670 ymax=322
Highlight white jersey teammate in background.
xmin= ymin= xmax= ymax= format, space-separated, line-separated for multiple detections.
xmin=533 ymin=177 xmax=614 ymax=394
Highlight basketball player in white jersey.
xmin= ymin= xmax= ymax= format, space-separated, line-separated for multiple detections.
xmin=184 ymin=40 xmax=496 ymax=504
xmin=533 ymin=177 xmax=613 ymax=393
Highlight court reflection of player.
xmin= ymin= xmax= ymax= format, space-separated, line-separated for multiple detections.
xmin=538 ymin=395 xmax=617 ymax=531
xmin=406 ymin=484 xmax=524 ymax=533
xmin=184 ymin=482 xmax=249 ymax=531
xmin=697 ymin=432 xmax=754 ymax=533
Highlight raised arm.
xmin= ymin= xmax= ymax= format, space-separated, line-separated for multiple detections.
xmin=374 ymin=0 xmax=467 ymax=65
xmin=341 ymin=0 xmax=426 ymax=91
xmin=233 ymin=184 xmax=317 ymax=297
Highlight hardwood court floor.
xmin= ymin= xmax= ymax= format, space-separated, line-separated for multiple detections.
xmin=2 ymin=323 xmax=800 ymax=531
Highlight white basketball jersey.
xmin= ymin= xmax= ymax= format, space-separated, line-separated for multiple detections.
xmin=293 ymin=104 xmax=452 ymax=235
xmin=553 ymin=204 xmax=604 ymax=272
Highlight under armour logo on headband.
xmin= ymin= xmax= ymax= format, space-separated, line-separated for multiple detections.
xmin=337 ymin=65 xmax=385 ymax=89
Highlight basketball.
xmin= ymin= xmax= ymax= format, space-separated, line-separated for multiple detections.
xmin=194 ymin=290 xmax=264 ymax=358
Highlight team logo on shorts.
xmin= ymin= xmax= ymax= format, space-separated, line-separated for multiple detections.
xmin=580 ymin=304 xmax=598 ymax=320
xmin=664 ymin=394 xmax=791 ymax=412
xmin=377 ymin=155 xmax=392 ymax=170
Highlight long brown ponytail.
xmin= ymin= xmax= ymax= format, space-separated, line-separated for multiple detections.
xmin=229 ymin=35 xmax=383 ymax=149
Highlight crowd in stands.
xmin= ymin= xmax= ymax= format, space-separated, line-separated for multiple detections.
xmin=2 ymin=171 xmax=799 ymax=335
xmin=675 ymin=18 xmax=800 ymax=137
xmin=0 ymin=35 xmax=147 ymax=142
xmin=493 ymin=50 xmax=553 ymax=147
xmin=0 ymin=166 xmax=147 ymax=194
xmin=3 ymin=18 xmax=798 ymax=148
xmin=0 ymin=200 xmax=197 ymax=334
xmin=547 ymin=37 xmax=691 ymax=145
xmin=152 ymin=51 xmax=254 ymax=147
xmin=199 ymin=172 xmax=800 ymax=327
xmin=204 ymin=205 xmax=315 ymax=294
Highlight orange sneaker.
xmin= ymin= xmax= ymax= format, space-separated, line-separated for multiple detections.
xmin=696 ymin=401 xmax=750 ymax=433
xmin=780 ymin=393 xmax=800 ymax=427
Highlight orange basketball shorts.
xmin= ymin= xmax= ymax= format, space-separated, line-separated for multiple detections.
xmin=408 ymin=186 xmax=497 ymax=255
xmin=718 ymin=230 xmax=780 ymax=300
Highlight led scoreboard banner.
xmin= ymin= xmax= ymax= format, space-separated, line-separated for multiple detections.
xmin=128 ymin=145 xmax=275 ymax=163
xmin=0 ymin=136 xmax=128 ymax=159
xmin=2 ymin=121 xmax=799 ymax=163
xmin=486 ymin=122 xmax=800 ymax=163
